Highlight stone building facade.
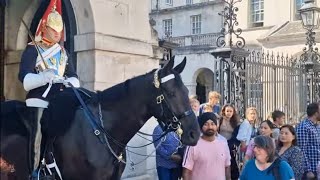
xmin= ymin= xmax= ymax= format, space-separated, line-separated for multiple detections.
xmin=150 ymin=0 xmax=224 ymax=103
xmin=231 ymin=0 xmax=320 ymax=119
xmin=150 ymin=0 xmax=319 ymax=120
xmin=236 ymin=0 xmax=320 ymax=53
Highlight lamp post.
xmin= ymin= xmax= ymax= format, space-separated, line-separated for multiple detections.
xmin=216 ymin=0 xmax=246 ymax=48
xmin=299 ymin=0 xmax=320 ymax=103
xmin=211 ymin=0 xmax=249 ymax=117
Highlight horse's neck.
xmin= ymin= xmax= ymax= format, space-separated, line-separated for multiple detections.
xmin=99 ymin=74 xmax=156 ymax=146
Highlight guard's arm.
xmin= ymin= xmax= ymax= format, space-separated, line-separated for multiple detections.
xmin=19 ymin=45 xmax=38 ymax=83
xmin=23 ymin=69 xmax=56 ymax=91
xmin=64 ymin=50 xmax=80 ymax=88
xmin=19 ymin=45 xmax=54 ymax=91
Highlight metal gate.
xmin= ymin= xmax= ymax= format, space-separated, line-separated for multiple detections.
xmin=246 ymin=51 xmax=306 ymax=124
xmin=212 ymin=50 xmax=308 ymax=124
xmin=209 ymin=0 xmax=320 ymax=124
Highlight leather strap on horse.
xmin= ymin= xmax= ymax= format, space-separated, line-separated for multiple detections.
xmin=66 ymin=82 xmax=171 ymax=159
xmin=67 ymin=83 xmax=105 ymax=142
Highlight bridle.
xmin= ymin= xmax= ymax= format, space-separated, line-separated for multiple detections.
xmin=68 ymin=68 xmax=194 ymax=164
xmin=152 ymin=68 xmax=194 ymax=137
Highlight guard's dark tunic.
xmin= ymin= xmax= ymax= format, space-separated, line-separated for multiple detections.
xmin=19 ymin=44 xmax=78 ymax=102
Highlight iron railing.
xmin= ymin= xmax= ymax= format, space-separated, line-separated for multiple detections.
xmin=211 ymin=50 xmax=308 ymax=124
xmin=246 ymin=51 xmax=306 ymax=124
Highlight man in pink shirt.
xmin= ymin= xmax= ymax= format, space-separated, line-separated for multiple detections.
xmin=182 ymin=112 xmax=231 ymax=180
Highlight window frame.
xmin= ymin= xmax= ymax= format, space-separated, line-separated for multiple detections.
xmin=163 ymin=18 xmax=173 ymax=37
xmin=186 ymin=0 xmax=193 ymax=5
xmin=190 ymin=14 xmax=201 ymax=35
xmin=165 ymin=0 xmax=173 ymax=5
xmin=250 ymin=0 xmax=264 ymax=27
xmin=294 ymin=0 xmax=304 ymax=20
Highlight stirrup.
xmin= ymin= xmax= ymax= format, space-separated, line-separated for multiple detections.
xmin=30 ymin=173 xmax=55 ymax=180
xmin=30 ymin=165 xmax=56 ymax=180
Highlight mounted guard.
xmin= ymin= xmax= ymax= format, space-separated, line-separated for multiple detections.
xmin=18 ymin=0 xmax=80 ymax=179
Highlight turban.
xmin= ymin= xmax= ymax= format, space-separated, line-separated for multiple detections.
xmin=198 ymin=112 xmax=217 ymax=128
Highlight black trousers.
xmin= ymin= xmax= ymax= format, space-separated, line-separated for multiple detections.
xmin=230 ymin=146 xmax=240 ymax=180
xmin=26 ymin=107 xmax=44 ymax=174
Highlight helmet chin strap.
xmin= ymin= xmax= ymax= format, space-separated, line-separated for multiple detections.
xmin=43 ymin=26 xmax=61 ymax=45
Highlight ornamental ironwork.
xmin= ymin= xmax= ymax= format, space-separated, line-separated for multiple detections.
xmin=296 ymin=20 xmax=320 ymax=103
xmin=299 ymin=28 xmax=320 ymax=66
xmin=216 ymin=0 xmax=245 ymax=48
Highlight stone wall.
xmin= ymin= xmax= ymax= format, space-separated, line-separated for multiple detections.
xmin=3 ymin=0 xmax=39 ymax=100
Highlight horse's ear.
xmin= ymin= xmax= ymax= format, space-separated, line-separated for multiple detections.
xmin=173 ymin=57 xmax=186 ymax=74
xmin=163 ymin=57 xmax=175 ymax=73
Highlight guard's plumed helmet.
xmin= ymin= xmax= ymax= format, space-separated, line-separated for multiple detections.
xmin=35 ymin=0 xmax=63 ymax=42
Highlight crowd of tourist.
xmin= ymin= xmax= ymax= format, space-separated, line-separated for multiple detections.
xmin=153 ymin=91 xmax=320 ymax=180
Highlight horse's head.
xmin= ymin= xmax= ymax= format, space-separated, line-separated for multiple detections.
xmin=153 ymin=56 xmax=200 ymax=146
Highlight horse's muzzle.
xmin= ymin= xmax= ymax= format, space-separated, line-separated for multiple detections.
xmin=181 ymin=129 xmax=200 ymax=146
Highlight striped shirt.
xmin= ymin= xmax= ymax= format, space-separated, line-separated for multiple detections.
xmin=296 ymin=119 xmax=320 ymax=174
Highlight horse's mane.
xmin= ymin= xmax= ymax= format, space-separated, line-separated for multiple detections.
xmin=93 ymin=69 xmax=156 ymax=105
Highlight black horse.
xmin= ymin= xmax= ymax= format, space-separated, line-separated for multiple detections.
xmin=0 ymin=57 xmax=200 ymax=180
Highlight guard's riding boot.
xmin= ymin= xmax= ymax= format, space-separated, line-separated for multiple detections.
xmin=28 ymin=107 xmax=44 ymax=180
xmin=45 ymin=152 xmax=61 ymax=180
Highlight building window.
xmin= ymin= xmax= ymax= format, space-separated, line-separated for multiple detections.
xmin=163 ymin=19 xmax=172 ymax=37
xmin=294 ymin=0 xmax=304 ymax=20
xmin=250 ymin=0 xmax=264 ymax=27
xmin=191 ymin=15 xmax=201 ymax=35
xmin=165 ymin=0 xmax=173 ymax=5
xmin=186 ymin=0 xmax=193 ymax=5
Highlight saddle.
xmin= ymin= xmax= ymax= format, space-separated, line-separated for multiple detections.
xmin=41 ymin=88 xmax=94 ymax=138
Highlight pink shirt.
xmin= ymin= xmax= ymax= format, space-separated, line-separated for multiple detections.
xmin=183 ymin=137 xmax=231 ymax=180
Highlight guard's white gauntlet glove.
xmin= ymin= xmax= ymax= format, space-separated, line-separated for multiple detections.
xmin=23 ymin=69 xmax=56 ymax=91
xmin=39 ymin=69 xmax=56 ymax=83
xmin=64 ymin=77 xmax=80 ymax=88
xmin=52 ymin=76 xmax=65 ymax=84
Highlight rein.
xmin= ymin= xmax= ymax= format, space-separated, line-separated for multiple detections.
xmin=68 ymin=83 xmax=169 ymax=164
xmin=66 ymin=68 xmax=192 ymax=165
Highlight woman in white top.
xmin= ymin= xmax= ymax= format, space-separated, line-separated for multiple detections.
xmin=237 ymin=107 xmax=258 ymax=153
